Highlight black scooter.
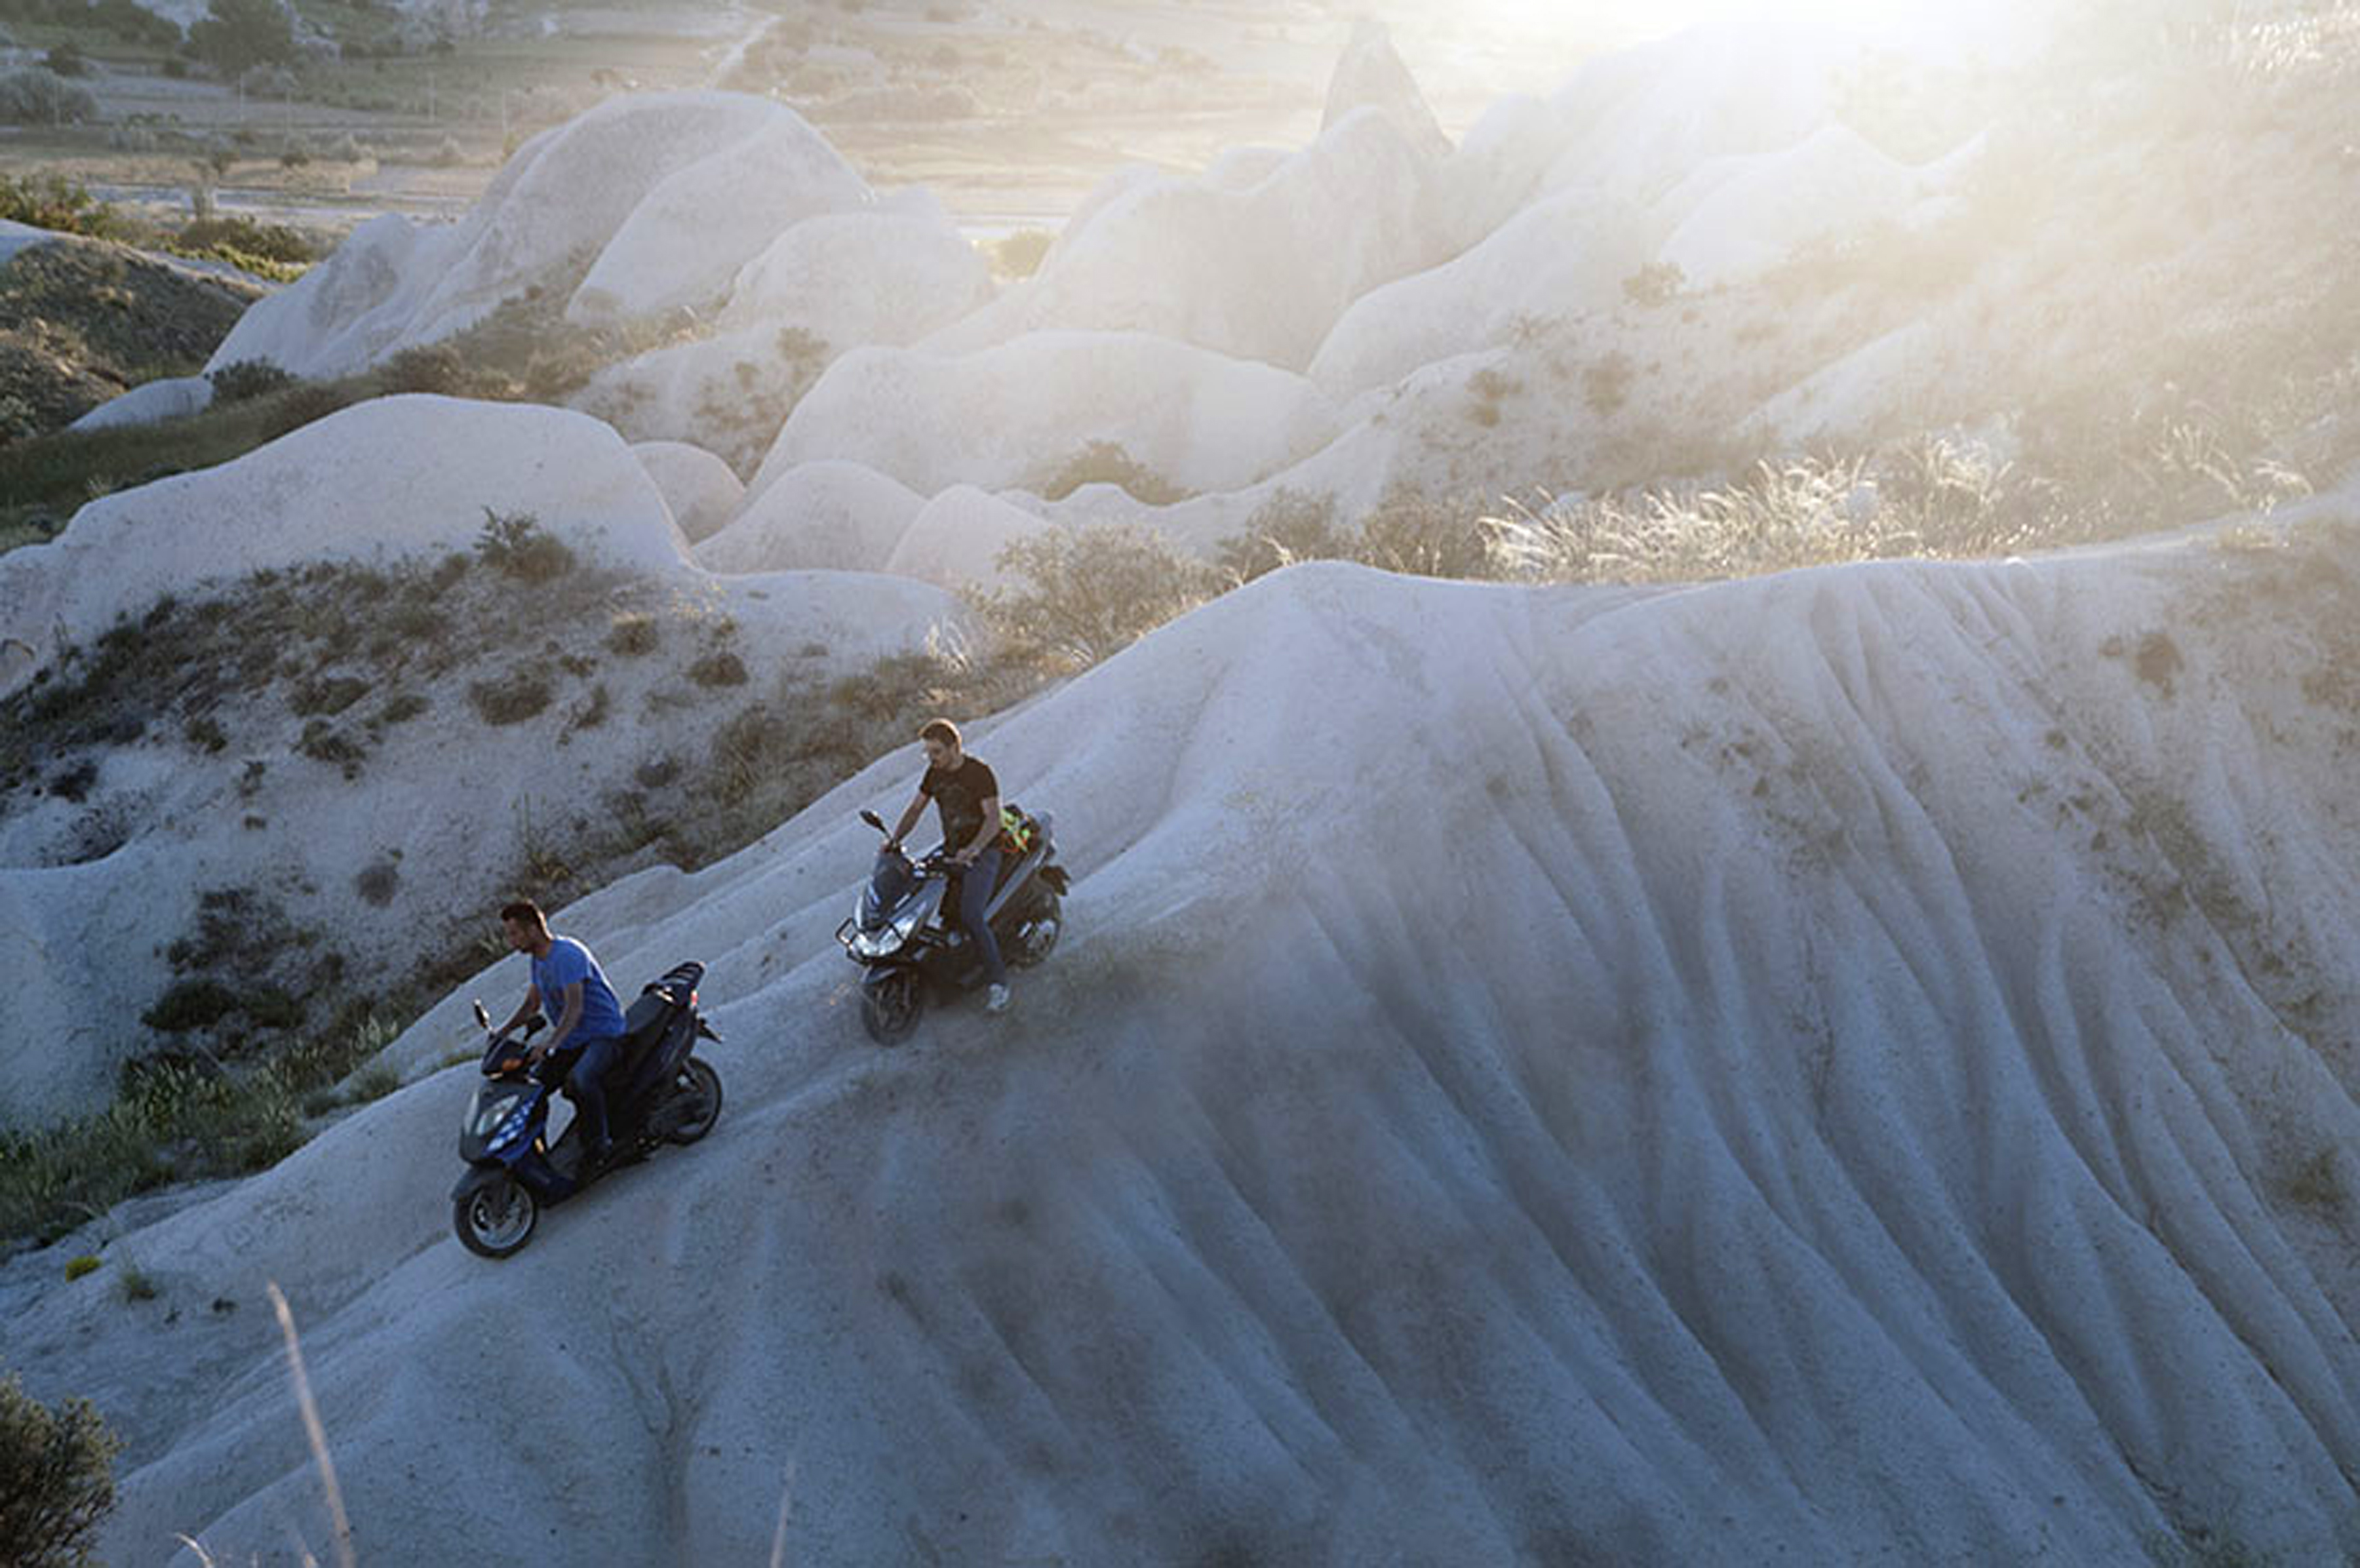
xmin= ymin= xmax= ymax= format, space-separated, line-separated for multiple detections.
xmin=450 ymin=960 xmax=723 ymax=1259
xmin=837 ymin=806 xmax=1069 ymax=1043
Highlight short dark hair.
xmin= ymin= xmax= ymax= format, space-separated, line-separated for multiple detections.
xmin=499 ymin=900 xmax=545 ymax=926
xmin=918 ymin=718 xmax=961 ymax=747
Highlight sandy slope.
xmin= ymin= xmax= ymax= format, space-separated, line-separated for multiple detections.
xmin=13 ymin=511 xmax=2360 ymax=1563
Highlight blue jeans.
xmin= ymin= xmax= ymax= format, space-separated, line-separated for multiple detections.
xmin=955 ymin=847 xmax=1007 ymax=988
xmin=565 ymin=1033 xmax=621 ymax=1148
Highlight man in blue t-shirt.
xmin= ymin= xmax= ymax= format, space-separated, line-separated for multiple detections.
xmin=496 ymin=899 xmax=629 ymax=1166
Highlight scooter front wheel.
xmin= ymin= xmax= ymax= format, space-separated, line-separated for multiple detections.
xmin=859 ymin=970 xmax=924 ymax=1045
xmin=454 ymin=1171 xmax=538 ymax=1259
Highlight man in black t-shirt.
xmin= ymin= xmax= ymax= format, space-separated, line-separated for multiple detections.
xmin=884 ymin=717 xmax=1012 ymax=1011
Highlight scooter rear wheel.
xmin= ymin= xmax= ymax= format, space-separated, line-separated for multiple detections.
xmin=664 ymin=1057 xmax=723 ymax=1144
xmin=1010 ymin=888 xmax=1061 ymax=969
xmin=860 ymin=970 xmax=924 ymax=1045
xmin=454 ymin=1173 xmax=538 ymax=1259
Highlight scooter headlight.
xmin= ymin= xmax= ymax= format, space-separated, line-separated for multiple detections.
xmin=849 ymin=908 xmax=923 ymax=959
xmin=469 ymin=1088 xmax=525 ymax=1140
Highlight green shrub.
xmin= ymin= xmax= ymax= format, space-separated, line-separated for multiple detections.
xmin=991 ymin=227 xmax=1053 ymax=279
xmin=1215 ymin=490 xmax=1350 ymax=583
xmin=176 ymin=214 xmax=312 ymax=265
xmin=474 ymin=509 xmax=574 ymax=582
xmin=0 ymin=69 xmax=98 ymax=127
xmin=1038 ymin=441 xmax=1186 ymax=505
xmin=295 ymin=718 xmax=365 ymax=772
xmin=467 ymin=668 xmax=552 ymax=725
xmin=604 ymin=612 xmax=659 ymax=656
xmin=0 ymin=172 xmax=119 ymax=237
xmin=375 ymin=691 xmax=429 ymax=726
xmin=62 ymin=1256 xmax=100 ymax=1283
xmin=0 ymin=1371 xmax=121 ymax=1568
xmin=976 ymin=524 xmax=1219 ymax=668
xmin=1358 ymin=488 xmax=1497 ymax=580
xmin=141 ymin=978 xmax=241 ymax=1034
xmin=687 ymin=651 xmax=748 ymax=688
xmin=262 ymin=382 xmax=355 ymax=440
xmin=208 ymin=359 xmax=296 ymax=404
xmin=288 ymin=675 xmax=369 ymax=716
xmin=1621 ymin=260 xmax=1686 ymax=306
xmin=115 ymin=1264 xmax=155 ymax=1303
xmin=382 ymin=342 xmax=473 ymax=396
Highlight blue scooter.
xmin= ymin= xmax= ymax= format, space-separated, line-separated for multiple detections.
xmin=450 ymin=960 xmax=723 ymax=1259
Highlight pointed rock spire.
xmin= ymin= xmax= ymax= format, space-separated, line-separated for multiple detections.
xmin=1322 ymin=16 xmax=1451 ymax=162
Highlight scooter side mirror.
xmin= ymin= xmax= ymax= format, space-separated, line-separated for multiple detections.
xmin=859 ymin=809 xmax=887 ymax=833
xmin=471 ymin=1000 xmax=491 ymax=1030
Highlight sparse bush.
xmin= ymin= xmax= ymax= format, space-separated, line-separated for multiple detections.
xmin=141 ymin=978 xmax=241 ymax=1034
xmin=1489 ymin=444 xmax=2052 ymax=586
xmin=604 ymin=612 xmax=658 ymax=656
xmin=262 ymin=382 xmax=355 ymax=439
xmin=115 ymin=1263 xmax=155 ymax=1303
xmin=353 ymin=859 xmax=400 ymax=907
xmin=431 ymin=134 xmax=465 ymax=167
xmin=0 ymin=174 xmax=117 ymax=238
xmin=1358 ymin=488 xmax=1497 ymax=579
xmin=1583 ymin=351 xmax=1636 ymax=418
xmin=468 ymin=667 xmax=553 ymax=726
xmin=190 ymin=0 xmax=295 ymax=73
xmin=346 ymin=1063 xmax=399 ymax=1104
xmin=687 ymin=651 xmax=748 ymax=688
xmin=0 ymin=1370 xmax=121 ymax=1568
xmin=288 ymin=675 xmax=369 ymax=716
xmin=296 ymin=718 xmax=364 ymax=773
xmin=176 ymin=214 xmax=313 ymax=266
xmin=382 ymin=342 xmax=471 ymax=396
xmin=0 ymin=69 xmax=98 ymax=127
xmin=1622 ymin=260 xmax=1687 ymax=307
xmin=63 ymin=1257 xmax=100 ymax=1283
xmin=1038 ymin=441 xmax=1186 ymax=505
xmin=207 ymin=359 xmax=296 ymax=404
xmin=375 ymin=692 xmax=429 ymax=726
xmin=1216 ymin=490 xmax=1349 ymax=583
xmin=474 ymin=509 xmax=574 ymax=582
xmin=991 ymin=228 xmax=1053 ymax=279
xmin=977 ymin=523 xmax=1219 ymax=668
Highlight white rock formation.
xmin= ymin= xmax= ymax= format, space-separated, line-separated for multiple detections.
xmin=14 ymin=525 xmax=2360 ymax=1565
xmin=206 ymin=94 xmax=846 ymax=380
xmin=1322 ymin=17 xmax=1451 ymax=165
xmin=753 ymin=331 xmax=1341 ymax=503
xmin=1654 ymin=124 xmax=1923 ymax=287
xmin=716 ymin=195 xmax=993 ymax=345
xmin=920 ymin=108 xmax=1448 ymax=370
xmin=0 ymin=395 xmax=963 ymax=1122
xmin=631 ymin=441 xmax=744 ymax=543
xmin=1308 ymin=185 xmax=1652 ymax=400
xmin=566 ymin=109 xmax=873 ymax=325
xmin=567 ymin=323 xmax=819 ymax=477
xmin=1539 ymin=20 xmax=1845 ymax=204
xmin=0 ymin=396 xmax=688 ymax=699
xmin=880 ymin=482 xmax=1048 ymax=589
xmin=695 ymin=460 xmax=925 ymax=574
xmin=66 ymin=375 xmax=215 ymax=433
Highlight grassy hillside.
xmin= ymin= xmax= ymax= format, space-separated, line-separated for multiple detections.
xmin=0 ymin=231 xmax=264 ymax=444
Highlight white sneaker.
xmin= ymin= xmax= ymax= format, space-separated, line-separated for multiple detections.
xmin=985 ymin=983 xmax=1012 ymax=1013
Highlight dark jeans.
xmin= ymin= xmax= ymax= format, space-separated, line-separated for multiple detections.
xmin=564 ymin=1033 xmax=621 ymax=1149
xmin=953 ymin=846 xmax=1007 ymax=988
